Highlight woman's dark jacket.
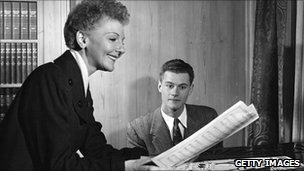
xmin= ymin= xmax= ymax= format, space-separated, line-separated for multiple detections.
xmin=0 ymin=51 xmax=147 ymax=170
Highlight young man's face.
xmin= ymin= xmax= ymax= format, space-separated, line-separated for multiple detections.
xmin=85 ymin=18 xmax=126 ymax=72
xmin=158 ymin=71 xmax=193 ymax=116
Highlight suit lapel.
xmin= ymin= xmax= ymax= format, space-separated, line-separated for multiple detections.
xmin=150 ymin=108 xmax=173 ymax=154
xmin=53 ymin=50 xmax=89 ymax=123
xmin=185 ymin=105 xmax=201 ymax=138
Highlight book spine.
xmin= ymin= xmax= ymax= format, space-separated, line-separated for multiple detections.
xmin=11 ymin=43 xmax=16 ymax=83
xmin=0 ymin=1 xmax=4 ymax=39
xmin=21 ymin=43 xmax=27 ymax=82
xmin=0 ymin=88 xmax=5 ymax=122
xmin=0 ymin=43 xmax=4 ymax=84
xmin=0 ymin=88 xmax=4 ymax=121
xmin=5 ymin=88 xmax=10 ymax=113
xmin=12 ymin=87 xmax=17 ymax=102
xmin=28 ymin=2 xmax=37 ymax=40
xmin=12 ymin=2 xmax=20 ymax=39
xmin=16 ymin=43 xmax=22 ymax=83
xmin=0 ymin=112 xmax=4 ymax=122
xmin=20 ymin=2 xmax=28 ymax=40
xmin=32 ymin=43 xmax=37 ymax=70
xmin=26 ymin=43 xmax=32 ymax=76
xmin=5 ymin=43 xmax=11 ymax=84
xmin=3 ymin=1 xmax=12 ymax=39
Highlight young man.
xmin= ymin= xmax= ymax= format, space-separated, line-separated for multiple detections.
xmin=0 ymin=0 xmax=157 ymax=170
xmin=127 ymin=59 xmax=223 ymax=157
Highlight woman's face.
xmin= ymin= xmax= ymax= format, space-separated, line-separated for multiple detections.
xmin=85 ymin=18 xmax=125 ymax=72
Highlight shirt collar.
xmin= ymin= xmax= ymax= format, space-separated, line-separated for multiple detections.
xmin=161 ymin=105 xmax=188 ymax=139
xmin=178 ymin=106 xmax=187 ymax=128
xmin=70 ymin=49 xmax=89 ymax=96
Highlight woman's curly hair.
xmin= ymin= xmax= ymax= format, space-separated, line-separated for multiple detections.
xmin=64 ymin=0 xmax=130 ymax=50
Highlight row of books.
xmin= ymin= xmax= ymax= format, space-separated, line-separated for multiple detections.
xmin=0 ymin=87 xmax=19 ymax=122
xmin=0 ymin=1 xmax=37 ymax=39
xmin=0 ymin=42 xmax=38 ymax=84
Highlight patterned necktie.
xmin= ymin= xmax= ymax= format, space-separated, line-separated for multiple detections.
xmin=173 ymin=118 xmax=183 ymax=145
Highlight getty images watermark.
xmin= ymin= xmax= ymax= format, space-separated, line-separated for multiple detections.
xmin=234 ymin=158 xmax=301 ymax=168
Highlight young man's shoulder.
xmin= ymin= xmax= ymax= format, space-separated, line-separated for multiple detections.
xmin=186 ymin=104 xmax=217 ymax=112
xmin=129 ymin=107 xmax=160 ymax=129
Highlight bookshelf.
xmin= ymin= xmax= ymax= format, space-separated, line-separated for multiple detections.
xmin=0 ymin=0 xmax=38 ymax=122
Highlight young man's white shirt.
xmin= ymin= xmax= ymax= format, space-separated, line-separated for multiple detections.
xmin=161 ymin=105 xmax=187 ymax=140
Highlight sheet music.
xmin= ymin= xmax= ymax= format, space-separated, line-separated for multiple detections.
xmin=151 ymin=101 xmax=259 ymax=168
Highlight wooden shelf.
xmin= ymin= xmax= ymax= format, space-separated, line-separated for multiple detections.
xmin=0 ymin=39 xmax=37 ymax=43
xmin=0 ymin=84 xmax=22 ymax=88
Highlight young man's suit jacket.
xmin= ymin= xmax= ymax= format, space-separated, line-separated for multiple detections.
xmin=0 ymin=51 xmax=147 ymax=171
xmin=127 ymin=104 xmax=223 ymax=157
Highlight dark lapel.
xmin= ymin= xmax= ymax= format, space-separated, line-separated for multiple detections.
xmin=185 ymin=104 xmax=201 ymax=138
xmin=150 ymin=107 xmax=173 ymax=154
xmin=53 ymin=50 xmax=89 ymax=123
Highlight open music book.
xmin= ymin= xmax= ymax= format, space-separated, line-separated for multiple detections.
xmin=144 ymin=100 xmax=259 ymax=168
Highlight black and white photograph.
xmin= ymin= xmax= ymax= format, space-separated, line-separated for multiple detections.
xmin=0 ymin=0 xmax=303 ymax=170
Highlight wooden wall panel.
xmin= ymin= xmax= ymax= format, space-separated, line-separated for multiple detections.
xmin=38 ymin=1 xmax=69 ymax=65
xmin=89 ymin=1 xmax=247 ymax=148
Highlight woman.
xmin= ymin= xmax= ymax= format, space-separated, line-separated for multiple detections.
xmin=0 ymin=0 xmax=156 ymax=170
